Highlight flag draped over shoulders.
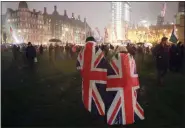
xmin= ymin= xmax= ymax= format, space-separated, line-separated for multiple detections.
xmin=76 ymin=41 xmax=144 ymax=125
xmin=76 ymin=41 xmax=108 ymax=116
xmin=106 ymin=53 xmax=144 ymax=125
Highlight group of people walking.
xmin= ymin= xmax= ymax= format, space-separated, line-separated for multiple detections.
xmin=12 ymin=42 xmax=37 ymax=69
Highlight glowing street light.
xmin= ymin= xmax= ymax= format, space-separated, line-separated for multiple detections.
xmin=65 ymin=28 xmax=69 ymax=31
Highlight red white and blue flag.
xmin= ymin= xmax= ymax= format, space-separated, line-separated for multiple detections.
xmin=106 ymin=53 xmax=144 ymax=125
xmin=76 ymin=42 xmax=108 ymax=116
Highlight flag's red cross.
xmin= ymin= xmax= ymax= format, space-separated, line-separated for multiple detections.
xmin=107 ymin=54 xmax=139 ymax=124
xmin=81 ymin=43 xmax=107 ymax=115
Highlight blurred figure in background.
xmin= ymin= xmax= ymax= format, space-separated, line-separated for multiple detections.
xmin=176 ymin=41 xmax=184 ymax=73
xmin=12 ymin=44 xmax=18 ymax=61
xmin=54 ymin=43 xmax=60 ymax=61
xmin=65 ymin=44 xmax=70 ymax=59
xmin=49 ymin=43 xmax=54 ymax=61
xmin=169 ymin=44 xmax=178 ymax=72
xmin=26 ymin=42 xmax=36 ymax=69
xmin=152 ymin=37 xmax=170 ymax=86
xmin=39 ymin=44 xmax=44 ymax=55
xmin=177 ymin=42 xmax=184 ymax=71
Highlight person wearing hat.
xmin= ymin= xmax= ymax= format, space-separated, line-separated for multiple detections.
xmin=152 ymin=37 xmax=170 ymax=86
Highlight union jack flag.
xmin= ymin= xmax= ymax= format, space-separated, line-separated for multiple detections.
xmin=76 ymin=42 xmax=108 ymax=116
xmin=106 ymin=53 xmax=144 ymax=125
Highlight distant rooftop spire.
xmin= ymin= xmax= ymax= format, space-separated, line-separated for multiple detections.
xmin=18 ymin=1 xmax=28 ymax=9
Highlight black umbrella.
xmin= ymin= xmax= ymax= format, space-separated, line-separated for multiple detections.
xmin=49 ymin=39 xmax=62 ymax=43
xmin=137 ymin=42 xmax=144 ymax=45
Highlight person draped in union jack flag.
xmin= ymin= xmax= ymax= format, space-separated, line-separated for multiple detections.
xmin=105 ymin=46 xmax=144 ymax=125
xmin=76 ymin=36 xmax=108 ymax=117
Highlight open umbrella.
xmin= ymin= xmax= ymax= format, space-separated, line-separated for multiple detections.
xmin=49 ymin=39 xmax=62 ymax=43
xmin=137 ymin=42 xmax=144 ymax=45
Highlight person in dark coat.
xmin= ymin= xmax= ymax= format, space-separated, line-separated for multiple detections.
xmin=127 ymin=44 xmax=136 ymax=57
xmin=12 ymin=44 xmax=18 ymax=61
xmin=39 ymin=44 xmax=44 ymax=55
xmin=169 ymin=44 xmax=178 ymax=72
xmin=26 ymin=42 xmax=36 ymax=68
xmin=152 ymin=37 xmax=170 ymax=86
xmin=54 ymin=44 xmax=60 ymax=61
xmin=49 ymin=43 xmax=54 ymax=61
xmin=65 ymin=44 xmax=70 ymax=59
xmin=176 ymin=42 xmax=184 ymax=72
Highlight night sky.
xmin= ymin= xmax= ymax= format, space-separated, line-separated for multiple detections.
xmin=2 ymin=1 xmax=178 ymax=35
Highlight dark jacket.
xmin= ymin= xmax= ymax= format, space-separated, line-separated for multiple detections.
xmin=39 ymin=45 xmax=44 ymax=54
xmin=153 ymin=44 xmax=169 ymax=70
xmin=26 ymin=46 xmax=36 ymax=59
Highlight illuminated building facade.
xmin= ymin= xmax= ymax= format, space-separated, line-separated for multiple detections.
xmin=128 ymin=1 xmax=184 ymax=44
xmin=176 ymin=2 xmax=185 ymax=24
xmin=175 ymin=1 xmax=184 ymax=42
xmin=5 ymin=1 xmax=44 ymax=44
xmin=156 ymin=15 xmax=164 ymax=26
xmin=128 ymin=24 xmax=183 ymax=43
xmin=3 ymin=1 xmax=91 ymax=44
xmin=43 ymin=6 xmax=91 ymax=44
xmin=111 ymin=2 xmax=131 ymax=42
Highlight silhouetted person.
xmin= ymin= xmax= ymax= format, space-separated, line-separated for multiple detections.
xmin=12 ymin=45 xmax=18 ymax=61
xmin=39 ymin=44 xmax=44 ymax=55
xmin=26 ymin=42 xmax=36 ymax=68
xmin=65 ymin=44 xmax=70 ymax=58
xmin=169 ymin=44 xmax=178 ymax=72
xmin=153 ymin=37 xmax=169 ymax=86
xmin=177 ymin=42 xmax=184 ymax=72
xmin=49 ymin=43 xmax=54 ymax=61
xmin=54 ymin=44 xmax=60 ymax=61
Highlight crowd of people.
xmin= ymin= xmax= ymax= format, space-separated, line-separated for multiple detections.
xmin=1 ymin=36 xmax=184 ymax=85
xmin=152 ymin=37 xmax=184 ymax=85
